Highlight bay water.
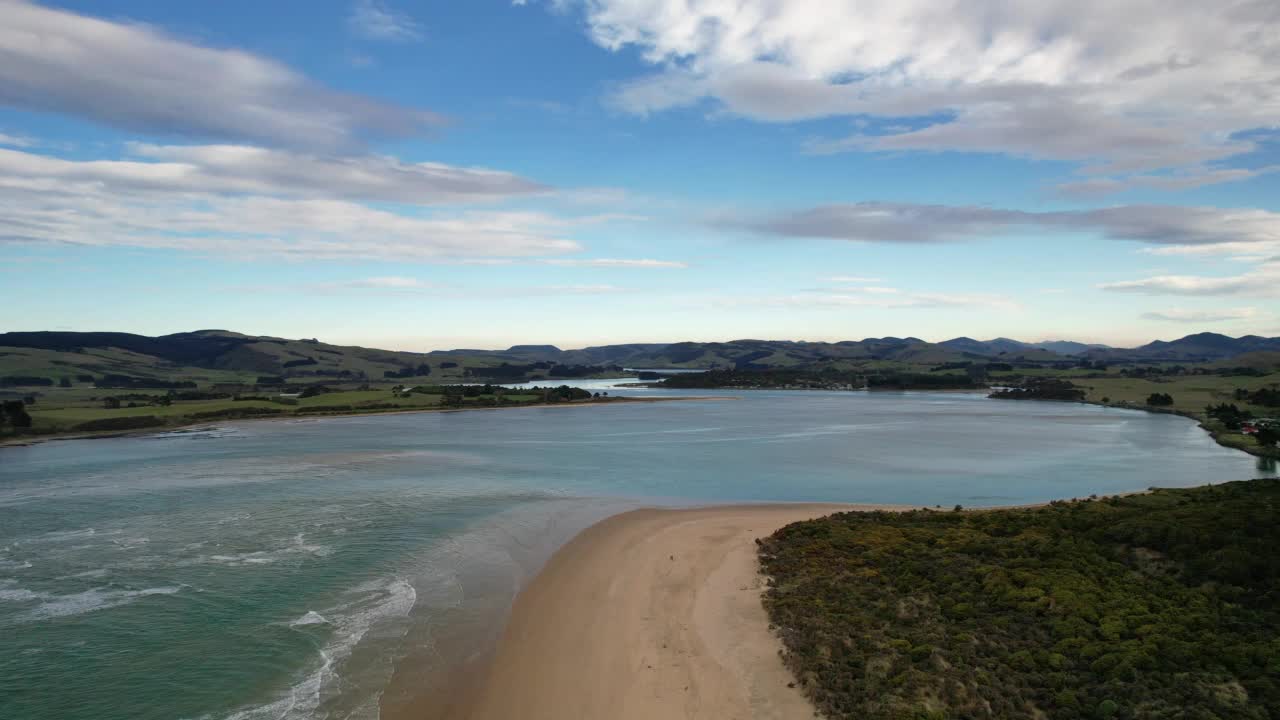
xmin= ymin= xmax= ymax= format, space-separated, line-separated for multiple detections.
xmin=0 ymin=386 xmax=1269 ymax=720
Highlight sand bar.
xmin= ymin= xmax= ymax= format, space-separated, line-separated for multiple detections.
xmin=449 ymin=503 xmax=905 ymax=720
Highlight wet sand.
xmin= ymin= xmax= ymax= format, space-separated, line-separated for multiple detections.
xmin=431 ymin=503 xmax=906 ymax=720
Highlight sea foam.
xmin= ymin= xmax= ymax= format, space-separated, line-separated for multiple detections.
xmin=0 ymin=583 xmax=180 ymax=624
xmin=221 ymin=577 xmax=416 ymax=720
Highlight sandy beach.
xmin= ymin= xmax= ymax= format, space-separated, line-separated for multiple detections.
xmin=443 ymin=503 xmax=903 ymax=720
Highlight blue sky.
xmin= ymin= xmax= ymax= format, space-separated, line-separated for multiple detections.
xmin=1 ymin=0 xmax=1277 ymax=350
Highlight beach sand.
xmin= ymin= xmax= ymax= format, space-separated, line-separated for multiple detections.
xmin=440 ymin=503 xmax=900 ymax=720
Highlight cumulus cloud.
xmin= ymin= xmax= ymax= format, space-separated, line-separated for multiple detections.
xmin=0 ymin=0 xmax=438 ymax=148
xmin=550 ymin=0 xmax=1280 ymax=181
xmin=348 ymin=0 xmax=423 ymax=42
xmin=1141 ymin=308 xmax=1260 ymax=322
xmin=725 ymin=203 xmax=1280 ymax=250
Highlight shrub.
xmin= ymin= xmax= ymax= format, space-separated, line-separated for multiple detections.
xmin=759 ymin=480 xmax=1280 ymax=720
xmin=73 ymin=416 xmax=165 ymax=432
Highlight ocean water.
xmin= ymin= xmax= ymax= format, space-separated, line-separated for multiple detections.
xmin=0 ymin=387 xmax=1270 ymax=720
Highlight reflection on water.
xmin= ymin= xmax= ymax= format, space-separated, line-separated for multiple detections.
xmin=0 ymin=387 xmax=1269 ymax=720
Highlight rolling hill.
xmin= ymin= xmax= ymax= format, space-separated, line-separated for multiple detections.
xmin=1089 ymin=332 xmax=1280 ymax=362
xmin=940 ymin=337 xmax=1111 ymax=358
xmin=1 ymin=330 xmax=1276 ymax=388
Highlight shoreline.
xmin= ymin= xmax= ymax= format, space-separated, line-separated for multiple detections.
xmin=400 ymin=489 xmax=1191 ymax=720
xmin=629 ymin=383 xmax=1278 ymax=461
xmin=410 ymin=502 xmax=908 ymax=720
xmin=1091 ymin=400 xmax=1279 ymax=460
xmin=0 ymin=395 xmax=728 ymax=449
xmin=8 ymin=385 xmax=1270 ymax=461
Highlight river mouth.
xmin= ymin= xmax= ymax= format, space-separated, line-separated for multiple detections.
xmin=0 ymin=388 xmax=1270 ymax=720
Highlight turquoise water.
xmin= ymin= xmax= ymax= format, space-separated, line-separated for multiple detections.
xmin=0 ymin=387 xmax=1269 ymax=720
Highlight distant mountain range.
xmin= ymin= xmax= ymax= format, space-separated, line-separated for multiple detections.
xmin=1089 ymin=332 xmax=1280 ymax=362
xmin=1 ymin=330 xmax=1278 ymax=384
xmin=441 ymin=332 xmax=1280 ymax=366
xmin=938 ymin=337 xmax=1112 ymax=358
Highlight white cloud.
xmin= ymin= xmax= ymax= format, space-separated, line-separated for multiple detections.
xmin=348 ymin=0 xmax=423 ymax=42
xmin=730 ymin=203 xmax=1022 ymax=244
xmin=1100 ymin=265 xmax=1280 ymax=297
xmin=1141 ymin=308 xmax=1260 ymax=322
xmin=1057 ymin=166 xmax=1280 ymax=197
xmin=725 ymin=203 xmax=1280 ymax=250
xmin=0 ymin=132 xmax=32 ymax=148
xmin=0 ymin=0 xmax=437 ymax=148
xmin=538 ymin=258 xmax=687 ymax=268
xmin=551 ymin=0 xmax=1280 ymax=180
xmin=1141 ymin=240 xmax=1280 ymax=263
xmin=0 ymin=145 xmax=548 ymax=205
xmin=307 ymin=276 xmax=439 ymax=293
xmin=0 ymin=180 xmax=587 ymax=261
xmin=0 ymin=139 xmax=608 ymax=262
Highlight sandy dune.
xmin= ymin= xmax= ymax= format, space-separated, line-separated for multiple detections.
xmin=452 ymin=503 xmax=894 ymax=720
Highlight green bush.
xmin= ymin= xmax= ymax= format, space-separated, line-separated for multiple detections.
xmin=759 ymin=479 xmax=1280 ymax=719
xmin=73 ymin=416 xmax=165 ymax=431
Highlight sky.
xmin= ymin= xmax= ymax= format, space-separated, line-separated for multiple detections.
xmin=1 ymin=0 xmax=1278 ymax=351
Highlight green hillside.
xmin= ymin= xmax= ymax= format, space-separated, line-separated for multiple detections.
xmin=3 ymin=330 xmax=1278 ymax=445
xmin=759 ymin=479 xmax=1280 ymax=720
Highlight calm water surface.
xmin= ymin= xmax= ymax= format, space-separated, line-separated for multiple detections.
xmin=0 ymin=387 xmax=1269 ymax=720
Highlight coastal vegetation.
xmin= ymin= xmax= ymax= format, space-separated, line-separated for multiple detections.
xmin=759 ymin=479 xmax=1280 ymax=720
xmin=0 ymin=384 xmax=626 ymax=441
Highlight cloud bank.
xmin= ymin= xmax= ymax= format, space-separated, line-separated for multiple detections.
xmin=551 ymin=0 xmax=1280 ymax=186
xmin=0 ymin=0 xmax=438 ymax=148
xmin=0 ymin=145 xmax=548 ymax=205
xmin=1100 ymin=266 xmax=1280 ymax=297
xmin=725 ymin=203 xmax=1280 ymax=249
xmin=0 ymin=137 xmax=593 ymax=262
